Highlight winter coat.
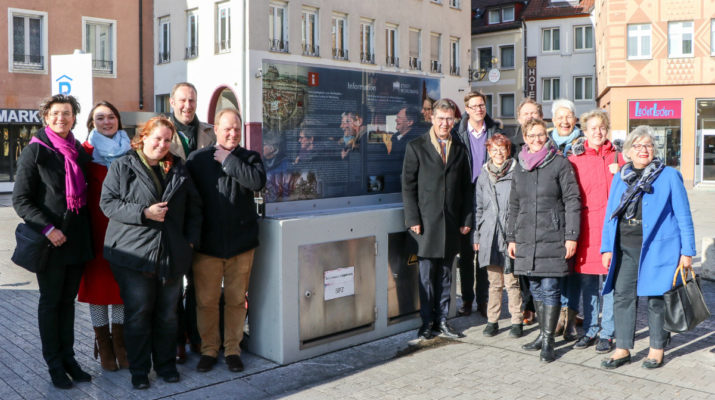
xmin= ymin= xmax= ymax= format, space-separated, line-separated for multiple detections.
xmin=12 ymin=129 xmax=93 ymax=269
xmin=100 ymin=151 xmax=202 ymax=282
xmin=168 ymin=117 xmax=215 ymax=160
xmin=451 ymin=114 xmax=503 ymax=179
xmin=77 ymin=143 xmax=123 ymax=304
xmin=567 ymin=139 xmax=625 ymax=275
xmin=601 ymin=167 xmax=696 ymax=296
xmin=186 ymin=145 xmax=266 ymax=259
xmin=402 ymin=132 xmax=473 ymax=258
xmin=473 ymin=161 xmax=516 ymax=269
xmin=506 ymin=155 xmax=581 ymax=277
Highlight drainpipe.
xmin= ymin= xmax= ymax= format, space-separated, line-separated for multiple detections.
xmin=138 ymin=0 xmax=144 ymax=110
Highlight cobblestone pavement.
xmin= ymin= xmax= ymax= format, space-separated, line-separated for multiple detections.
xmin=0 ymin=191 xmax=713 ymax=399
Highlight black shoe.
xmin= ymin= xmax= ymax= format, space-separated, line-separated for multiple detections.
xmin=457 ymin=304 xmax=472 ymax=316
xmin=226 ymin=355 xmax=244 ymax=372
xmin=642 ymin=357 xmax=664 ymax=369
xmin=601 ymin=354 xmax=631 ymax=369
xmin=573 ymin=335 xmax=596 ymax=349
xmin=161 ymin=372 xmax=180 ymax=383
xmin=482 ymin=322 xmax=498 ymax=337
xmin=437 ymin=321 xmax=464 ymax=339
xmin=522 ymin=333 xmax=543 ymax=351
xmin=63 ymin=359 xmax=91 ymax=382
xmin=131 ymin=375 xmax=150 ymax=390
xmin=477 ymin=303 xmax=488 ymax=318
xmin=509 ymin=324 xmax=523 ymax=338
xmin=595 ymin=338 xmax=614 ymax=354
xmin=196 ymin=355 xmax=217 ymax=372
xmin=417 ymin=322 xmax=434 ymax=340
xmin=49 ymin=368 xmax=73 ymax=389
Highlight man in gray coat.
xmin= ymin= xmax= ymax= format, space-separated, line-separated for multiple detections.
xmin=402 ymin=99 xmax=473 ymax=340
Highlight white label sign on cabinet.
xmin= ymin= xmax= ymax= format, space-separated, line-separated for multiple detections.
xmin=324 ymin=266 xmax=355 ymax=301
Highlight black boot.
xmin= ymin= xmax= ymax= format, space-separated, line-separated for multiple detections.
xmin=540 ymin=304 xmax=561 ymax=363
xmin=522 ymin=301 xmax=543 ymax=351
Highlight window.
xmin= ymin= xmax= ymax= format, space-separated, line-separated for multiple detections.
xmin=9 ymin=8 xmax=47 ymax=72
xmin=360 ymin=20 xmax=374 ymax=63
xmin=386 ymin=24 xmax=398 ymax=66
xmin=668 ymin=21 xmax=693 ymax=58
xmin=502 ymin=6 xmax=515 ymax=22
xmin=627 ymin=24 xmax=651 ymax=59
xmin=430 ymin=33 xmax=441 ymax=72
xmin=301 ymin=8 xmax=319 ymax=56
xmin=542 ymin=27 xmax=560 ymax=52
xmin=186 ymin=9 xmax=198 ymax=59
xmin=332 ymin=14 xmax=348 ymax=60
xmin=449 ymin=38 xmax=460 ymax=75
xmin=478 ymin=47 xmax=492 ymax=70
xmin=500 ymin=94 xmax=515 ymax=118
xmin=216 ymin=2 xmax=231 ymax=53
xmin=485 ymin=94 xmax=493 ymax=116
xmin=409 ymin=29 xmax=421 ymax=70
xmin=488 ymin=9 xmax=500 ymax=24
xmin=711 ymin=19 xmax=715 ymax=55
xmin=156 ymin=94 xmax=170 ymax=113
xmin=449 ymin=0 xmax=460 ymax=8
xmin=574 ymin=76 xmax=593 ymax=100
xmin=268 ymin=2 xmax=288 ymax=52
xmin=574 ymin=25 xmax=593 ymax=50
xmin=542 ymin=78 xmax=560 ymax=101
xmin=83 ymin=17 xmax=116 ymax=75
xmin=500 ymin=45 xmax=514 ymax=69
xmin=158 ymin=16 xmax=170 ymax=63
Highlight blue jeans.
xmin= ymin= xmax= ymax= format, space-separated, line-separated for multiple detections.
xmin=574 ymin=274 xmax=614 ymax=339
xmin=560 ymin=275 xmax=580 ymax=309
xmin=111 ymin=265 xmax=182 ymax=378
xmin=528 ymin=277 xmax=561 ymax=307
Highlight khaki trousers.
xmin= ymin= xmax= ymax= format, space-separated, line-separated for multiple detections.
xmin=194 ymin=249 xmax=254 ymax=357
xmin=486 ymin=265 xmax=523 ymax=324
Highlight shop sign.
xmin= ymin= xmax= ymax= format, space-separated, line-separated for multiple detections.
xmin=51 ymin=53 xmax=93 ymax=141
xmin=629 ymin=100 xmax=681 ymax=120
xmin=526 ymin=57 xmax=537 ymax=100
xmin=0 ymin=109 xmax=41 ymax=124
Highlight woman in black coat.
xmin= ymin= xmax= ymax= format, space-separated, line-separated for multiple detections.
xmin=506 ymin=119 xmax=581 ymax=363
xmin=12 ymin=94 xmax=94 ymax=389
xmin=100 ymin=116 xmax=202 ymax=390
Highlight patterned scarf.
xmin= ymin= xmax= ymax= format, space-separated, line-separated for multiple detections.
xmin=610 ymin=158 xmax=665 ymax=220
xmin=88 ymin=129 xmax=132 ymax=167
xmin=485 ymin=157 xmax=514 ymax=184
xmin=518 ymin=140 xmax=558 ymax=171
xmin=40 ymin=126 xmax=87 ymax=213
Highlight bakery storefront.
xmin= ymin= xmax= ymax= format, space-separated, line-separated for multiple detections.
xmin=628 ymin=100 xmax=682 ymax=170
xmin=0 ymin=108 xmax=41 ymax=187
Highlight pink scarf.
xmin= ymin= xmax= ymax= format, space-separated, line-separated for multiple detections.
xmin=37 ymin=126 xmax=87 ymax=213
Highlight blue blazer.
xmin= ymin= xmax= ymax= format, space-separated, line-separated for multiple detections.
xmin=601 ymin=167 xmax=695 ymax=296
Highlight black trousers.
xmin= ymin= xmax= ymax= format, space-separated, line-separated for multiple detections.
xmin=177 ymin=269 xmax=201 ymax=347
xmin=418 ymin=255 xmax=455 ymax=324
xmin=457 ymin=234 xmax=488 ymax=307
xmin=613 ymin=244 xmax=668 ymax=349
xmin=36 ymin=262 xmax=84 ymax=370
xmin=112 ymin=266 xmax=182 ymax=378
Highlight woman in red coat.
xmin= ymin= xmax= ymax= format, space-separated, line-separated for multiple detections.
xmin=78 ymin=101 xmax=132 ymax=371
xmin=567 ymin=110 xmax=625 ymax=353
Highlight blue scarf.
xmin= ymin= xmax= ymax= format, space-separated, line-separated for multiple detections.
xmin=610 ymin=158 xmax=665 ymax=220
xmin=550 ymin=127 xmax=582 ymax=155
xmin=88 ymin=129 xmax=131 ymax=167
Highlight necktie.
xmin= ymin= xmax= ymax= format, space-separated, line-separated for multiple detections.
xmin=438 ymin=139 xmax=447 ymax=164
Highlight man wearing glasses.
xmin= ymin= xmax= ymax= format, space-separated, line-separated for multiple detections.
xmin=451 ymin=91 xmax=503 ymax=318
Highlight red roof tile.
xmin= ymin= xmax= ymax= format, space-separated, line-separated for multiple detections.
xmin=521 ymin=0 xmax=593 ymax=20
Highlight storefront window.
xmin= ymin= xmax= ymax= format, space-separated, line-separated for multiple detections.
xmin=628 ymin=100 xmax=681 ymax=169
xmin=0 ymin=108 xmax=41 ymax=182
xmin=696 ymin=99 xmax=715 ymax=183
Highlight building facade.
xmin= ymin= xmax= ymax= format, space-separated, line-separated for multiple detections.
xmin=522 ymin=0 xmax=596 ymax=120
xmin=594 ymin=0 xmax=715 ymax=188
xmin=1 ymin=0 xmax=154 ymax=190
xmin=469 ymin=0 xmax=527 ymax=133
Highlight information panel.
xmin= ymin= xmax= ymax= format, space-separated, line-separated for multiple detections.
xmin=262 ymin=60 xmax=439 ymax=202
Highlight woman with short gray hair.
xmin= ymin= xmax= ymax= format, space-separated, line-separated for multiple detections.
xmin=600 ymin=125 xmax=695 ymax=369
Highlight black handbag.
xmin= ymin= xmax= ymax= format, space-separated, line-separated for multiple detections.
xmin=11 ymin=223 xmax=51 ymax=273
xmin=663 ymin=263 xmax=711 ymax=333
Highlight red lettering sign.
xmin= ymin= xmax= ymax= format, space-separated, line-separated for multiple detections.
xmin=308 ymin=72 xmax=319 ymax=87
xmin=628 ymin=100 xmax=681 ymax=120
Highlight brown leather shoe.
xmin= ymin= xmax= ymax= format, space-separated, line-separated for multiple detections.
xmin=226 ymin=355 xmax=244 ymax=372
xmin=457 ymin=304 xmax=472 ymax=316
xmin=176 ymin=344 xmax=187 ymax=364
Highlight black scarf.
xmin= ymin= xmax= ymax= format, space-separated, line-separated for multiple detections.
xmin=170 ymin=114 xmax=199 ymax=152
xmin=486 ymin=158 xmax=514 ymax=184
xmin=610 ymin=158 xmax=664 ymax=220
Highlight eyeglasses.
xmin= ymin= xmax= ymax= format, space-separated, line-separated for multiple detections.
xmin=489 ymin=147 xmax=508 ymax=154
xmin=525 ymin=133 xmax=547 ymax=140
xmin=435 ymin=117 xmax=455 ymax=124
xmin=632 ymin=143 xmax=654 ymax=152
xmin=50 ymin=111 xmax=73 ymax=118
xmin=466 ymin=104 xmax=487 ymax=111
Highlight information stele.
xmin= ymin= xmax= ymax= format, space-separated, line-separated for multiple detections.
xmin=51 ymin=53 xmax=93 ymax=142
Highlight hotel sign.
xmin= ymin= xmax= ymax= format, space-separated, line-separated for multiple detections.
xmin=526 ymin=57 xmax=537 ymax=100
xmin=629 ymin=100 xmax=681 ymax=120
xmin=0 ymin=109 xmax=41 ymax=124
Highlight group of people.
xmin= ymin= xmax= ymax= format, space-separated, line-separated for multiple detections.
xmin=12 ymin=82 xmax=266 ymax=390
xmin=403 ymin=91 xmax=696 ymax=368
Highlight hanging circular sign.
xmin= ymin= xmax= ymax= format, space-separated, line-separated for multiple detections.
xmin=488 ymin=68 xmax=501 ymax=83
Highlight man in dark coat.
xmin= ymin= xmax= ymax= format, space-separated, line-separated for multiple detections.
xmin=402 ymin=99 xmax=473 ymax=340
xmin=450 ymin=91 xmax=502 ymax=318
xmin=511 ymin=98 xmax=543 ymax=156
xmin=186 ymin=109 xmax=266 ymax=373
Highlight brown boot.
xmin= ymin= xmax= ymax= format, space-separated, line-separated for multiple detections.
xmin=111 ymin=323 xmax=130 ymax=369
xmin=554 ymin=307 xmax=567 ymax=336
xmin=93 ymin=325 xmax=118 ymax=371
xmin=563 ymin=308 xmax=579 ymax=341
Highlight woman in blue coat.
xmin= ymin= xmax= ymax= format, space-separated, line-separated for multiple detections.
xmin=600 ymin=125 xmax=695 ymax=370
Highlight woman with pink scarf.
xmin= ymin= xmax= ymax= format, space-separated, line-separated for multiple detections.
xmin=13 ymin=94 xmax=94 ymax=389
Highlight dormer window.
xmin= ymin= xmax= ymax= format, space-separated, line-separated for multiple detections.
xmin=487 ymin=5 xmax=515 ymax=24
